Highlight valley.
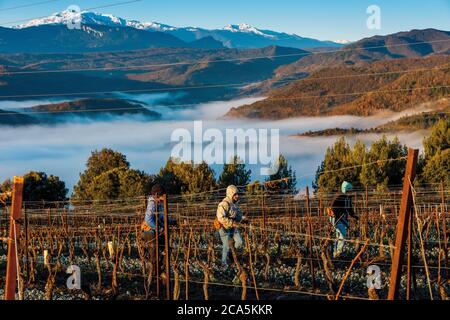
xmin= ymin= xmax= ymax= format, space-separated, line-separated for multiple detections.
xmin=0 ymin=11 xmax=448 ymax=191
xmin=0 ymin=3 xmax=449 ymax=303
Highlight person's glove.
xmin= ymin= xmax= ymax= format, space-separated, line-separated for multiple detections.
xmin=232 ymin=221 xmax=241 ymax=228
xmin=240 ymin=217 xmax=250 ymax=225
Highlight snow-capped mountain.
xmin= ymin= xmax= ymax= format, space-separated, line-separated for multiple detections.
xmin=13 ymin=10 xmax=343 ymax=49
xmin=222 ymin=23 xmax=275 ymax=38
xmin=14 ymin=9 xmax=84 ymax=28
xmin=333 ymin=39 xmax=353 ymax=45
xmin=0 ymin=23 xmax=189 ymax=53
xmin=15 ymin=10 xmax=178 ymax=31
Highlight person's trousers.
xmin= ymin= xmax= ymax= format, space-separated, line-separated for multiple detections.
xmin=218 ymin=227 xmax=243 ymax=265
xmin=330 ymin=217 xmax=348 ymax=255
xmin=141 ymin=229 xmax=165 ymax=268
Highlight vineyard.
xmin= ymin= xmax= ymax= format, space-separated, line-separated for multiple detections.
xmin=0 ymin=1 xmax=447 ymax=305
xmin=0 ymin=170 xmax=448 ymax=301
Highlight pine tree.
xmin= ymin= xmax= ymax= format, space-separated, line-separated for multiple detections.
xmin=218 ymin=156 xmax=251 ymax=188
xmin=188 ymin=162 xmax=217 ymax=195
xmin=423 ymin=118 xmax=449 ymax=159
xmin=421 ymin=119 xmax=450 ymax=185
xmin=156 ymin=158 xmax=216 ymax=195
xmin=315 ymin=137 xmax=356 ymax=193
xmin=314 ymin=136 xmax=407 ymax=193
xmin=360 ymin=136 xmax=407 ymax=190
xmin=265 ymin=154 xmax=297 ymax=194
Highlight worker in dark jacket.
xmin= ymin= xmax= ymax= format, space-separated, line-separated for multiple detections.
xmin=141 ymin=184 xmax=176 ymax=241
xmin=141 ymin=184 xmax=176 ymax=283
xmin=329 ymin=181 xmax=358 ymax=258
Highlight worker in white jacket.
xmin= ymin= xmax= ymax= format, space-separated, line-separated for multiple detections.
xmin=215 ymin=185 xmax=246 ymax=266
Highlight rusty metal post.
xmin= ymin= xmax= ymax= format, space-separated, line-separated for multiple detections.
xmin=162 ymin=194 xmax=171 ymax=300
xmin=305 ymin=186 xmax=315 ymax=289
xmin=5 ymin=176 xmax=24 ymax=300
xmin=388 ymin=148 xmax=418 ymax=300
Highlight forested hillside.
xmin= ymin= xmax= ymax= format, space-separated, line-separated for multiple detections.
xmin=226 ymin=55 xmax=450 ymax=119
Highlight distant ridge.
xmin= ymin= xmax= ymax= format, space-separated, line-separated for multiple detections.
xmin=242 ymin=28 xmax=450 ymax=96
xmin=9 ymin=10 xmax=343 ymax=50
xmin=226 ymin=55 xmax=450 ymax=119
xmin=0 ymin=98 xmax=161 ymax=126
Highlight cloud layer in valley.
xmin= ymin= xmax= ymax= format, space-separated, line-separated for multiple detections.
xmin=0 ymin=97 xmax=428 ymax=193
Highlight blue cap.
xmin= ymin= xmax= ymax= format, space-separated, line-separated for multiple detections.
xmin=341 ymin=181 xmax=353 ymax=194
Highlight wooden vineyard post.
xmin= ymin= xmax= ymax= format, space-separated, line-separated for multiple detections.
xmin=262 ymin=193 xmax=267 ymax=244
xmin=112 ymin=224 xmax=121 ymax=292
xmin=5 ymin=176 xmax=24 ymax=300
xmin=288 ymin=198 xmax=292 ymax=231
xmin=154 ymin=199 xmax=160 ymax=299
xmin=441 ymin=181 xmax=448 ymax=278
xmin=365 ymin=185 xmax=369 ymax=239
xmin=406 ymin=210 xmax=413 ymax=300
xmin=305 ymin=186 xmax=315 ymax=289
xmin=162 ymin=194 xmax=171 ymax=300
xmin=393 ymin=191 xmax=397 ymax=216
xmin=319 ymin=198 xmax=323 ymax=236
xmin=388 ymin=148 xmax=418 ymax=300
xmin=293 ymin=201 xmax=298 ymax=231
xmin=365 ymin=185 xmax=369 ymax=217
xmin=24 ymin=204 xmax=29 ymax=283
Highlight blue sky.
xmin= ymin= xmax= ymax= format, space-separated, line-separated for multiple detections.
xmin=0 ymin=0 xmax=449 ymax=41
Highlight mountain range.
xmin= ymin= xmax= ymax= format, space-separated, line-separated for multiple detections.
xmin=0 ymin=20 xmax=448 ymax=123
xmin=239 ymin=28 xmax=450 ymax=95
xmin=1 ymin=10 xmax=342 ymax=52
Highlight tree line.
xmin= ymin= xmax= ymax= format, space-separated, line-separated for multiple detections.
xmin=313 ymin=118 xmax=449 ymax=193
xmin=0 ymin=152 xmax=296 ymax=204
xmin=1 ymin=119 xmax=448 ymax=204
